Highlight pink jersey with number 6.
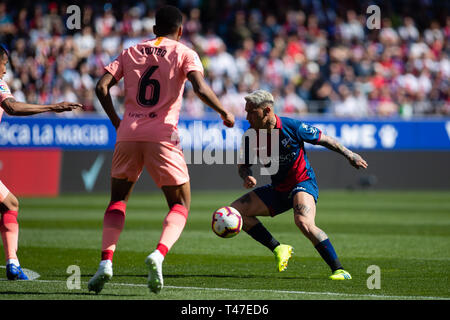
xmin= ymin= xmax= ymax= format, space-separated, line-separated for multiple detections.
xmin=105 ymin=37 xmax=204 ymax=143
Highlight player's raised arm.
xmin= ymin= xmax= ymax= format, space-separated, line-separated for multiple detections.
xmin=187 ymin=70 xmax=235 ymax=128
xmin=1 ymin=98 xmax=81 ymax=116
xmin=95 ymin=72 xmax=121 ymax=130
xmin=315 ymin=133 xmax=368 ymax=169
xmin=0 ymin=45 xmax=81 ymax=116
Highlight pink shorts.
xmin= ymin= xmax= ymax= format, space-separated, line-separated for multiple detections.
xmin=111 ymin=141 xmax=189 ymax=188
xmin=0 ymin=180 xmax=10 ymax=202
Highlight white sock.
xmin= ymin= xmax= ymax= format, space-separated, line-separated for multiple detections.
xmin=151 ymin=250 xmax=164 ymax=263
xmin=7 ymin=259 xmax=20 ymax=266
xmin=99 ymin=260 xmax=112 ymax=267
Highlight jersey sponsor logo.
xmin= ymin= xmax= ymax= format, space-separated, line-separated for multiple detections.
xmin=128 ymin=112 xmax=147 ymax=119
xmin=281 ymin=137 xmax=293 ymax=148
xmin=278 ymin=151 xmax=297 ymax=164
xmin=127 ymin=111 xmax=158 ymax=119
xmin=0 ymin=83 xmax=11 ymax=94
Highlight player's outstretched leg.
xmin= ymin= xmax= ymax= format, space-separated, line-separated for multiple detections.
xmin=293 ymin=192 xmax=351 ymax=280
xmin=1 ymin=191 xmax=29 ymax=280
xmin=231 ymin=191 xmax=293 ymax=272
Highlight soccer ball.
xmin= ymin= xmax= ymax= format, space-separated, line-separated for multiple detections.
xmin=211 ymin=206 xmax=243 ymax=238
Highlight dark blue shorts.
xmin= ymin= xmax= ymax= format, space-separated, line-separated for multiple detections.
xmin=253 ymin=179 xmax=319 ymax=217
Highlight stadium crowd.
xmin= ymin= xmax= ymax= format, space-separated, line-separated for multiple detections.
xmin=0 ymin=0 xmax=449 ymax=118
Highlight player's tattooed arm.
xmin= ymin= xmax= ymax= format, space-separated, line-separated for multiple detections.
xmin=315 ymin=133 xmax=368 ymax=169
xmin=315 ymin=133 xmax=352 ymax=158
xmin=238 ymin=164 xmax=257 ymax=189
xmin=238 ymin=164 xmax=253 ymax=180
xmin=293 ymin=203 xmax=311 ymax=216
xmin=1 ymin=98 xmax=81 ymax=116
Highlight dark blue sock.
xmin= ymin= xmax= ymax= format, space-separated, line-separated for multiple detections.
xmin=246 ymin=223 xmax=280 ymax=252
xmin=314 ymin=239 xmax=343 ymax=272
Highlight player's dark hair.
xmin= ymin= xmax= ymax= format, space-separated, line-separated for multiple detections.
xmin=0 ymin=44 xmax=9 ymax=58
xmin=154 ymin=5 xmax=183 ymax=36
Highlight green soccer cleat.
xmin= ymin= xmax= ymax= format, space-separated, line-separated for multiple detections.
xmin=273 ymin=244 xmax=293 ymax=272
xmin=329 ymin=269 xmax=352 ymax=280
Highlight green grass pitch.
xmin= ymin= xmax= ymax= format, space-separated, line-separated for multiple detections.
xmin=0 ymin=190 xmax=449 ymax=300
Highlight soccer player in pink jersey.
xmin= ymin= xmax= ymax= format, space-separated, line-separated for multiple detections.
xmin=0 ymin=44 xmax=81 ymax=280
xmin=88 ymin=5 xmax=235 ymax=294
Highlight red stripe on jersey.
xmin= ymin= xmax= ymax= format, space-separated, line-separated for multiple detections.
xmin=274 ymin=148 xmax=309 ymax=192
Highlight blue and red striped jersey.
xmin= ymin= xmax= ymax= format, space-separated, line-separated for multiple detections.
xmin=242 ymin=115 xmax=322 ymax=192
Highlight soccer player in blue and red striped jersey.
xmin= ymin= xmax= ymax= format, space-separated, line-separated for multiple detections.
xmin=230 ymin=90 xmax=368 ymax=280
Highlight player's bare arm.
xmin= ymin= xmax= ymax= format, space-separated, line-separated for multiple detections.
xmin=187 ymin=70 xmax=235 ymax=127
xmin=95 ymin=72 xmax=121 ymax=130
xmin=1 ymin=98 xmax=81 ymax=116
xmin=238 ymin=164 xmax=257 ymax=189
xmin=315 ymin=133 xmax=368 ymax=169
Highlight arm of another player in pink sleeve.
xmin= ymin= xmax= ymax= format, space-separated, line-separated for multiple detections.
xmin=95 ymin=72 xmax=121 ymax=129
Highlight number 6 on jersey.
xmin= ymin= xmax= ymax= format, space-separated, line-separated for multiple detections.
xmin=137 ymin=65 xmax=160 ymax=107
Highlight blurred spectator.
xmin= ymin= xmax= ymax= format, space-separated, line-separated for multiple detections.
xmin=398 ymin=17 xmax=419 ymax=42
xmin=229 ymin=10 xmax=252 ymax=50
xmin=282 ymin=82 xmax=307 ymax=115
xmin=42 ymin=2 xmax=64 ymax=36
xmin=0 ymin=0 xmax=447 ymax=119
xmin=0 ymin=3 xmax=16 ymax=35
xmin=339 ymin=10 xmax=365 ymax=42
xmin=208 ymin=42 xmax=239 ymax=83
xmin=333 ymin=84 xmax=369 ymax=118
xmin=95 ymin=6 xmax=116 ymax=37
xmin=220 ymin=81 xmax=248 ymax=118
xmin=183 ymin=87 xmax=205 ymax=118
xmin=74 ymin=26 xmax=96 ymax=58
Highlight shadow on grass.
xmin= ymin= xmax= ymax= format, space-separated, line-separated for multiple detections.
xmin=110 ymin=273 xmax=314 ymax=280
xmin=0 ymin=291 xmax=140 ymax=297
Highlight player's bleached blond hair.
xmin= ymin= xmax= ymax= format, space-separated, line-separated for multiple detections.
xmin=244 ymin=90 xmax=274 ymax=108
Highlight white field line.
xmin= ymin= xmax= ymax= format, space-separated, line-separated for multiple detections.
xmin=3 ymin=278 xmax=448 ymax=300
